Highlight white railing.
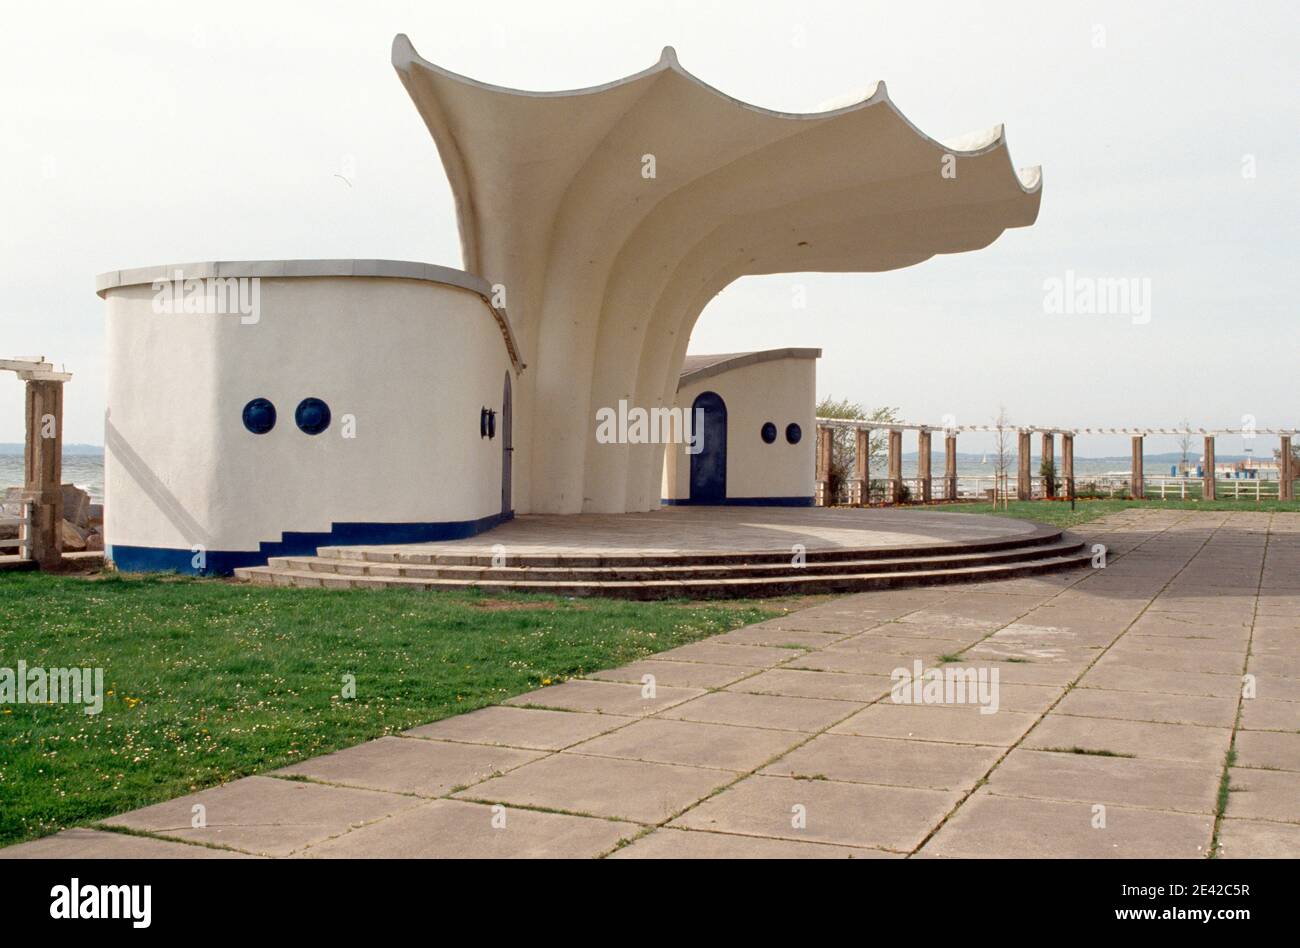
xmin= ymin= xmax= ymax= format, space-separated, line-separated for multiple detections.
xmin=0 ymin=500 xmax=32 ymax=560
xmin=828 ymin=474 xmax=1288 ymax=506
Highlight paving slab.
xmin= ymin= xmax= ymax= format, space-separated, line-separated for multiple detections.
xmin=657 ymin=690 xmax=856 ymax=732
xmin=301 ymin=799 xmax=638 ymax=858
xmin=1216 ymin=818 xmax=1300 ymax=858
xmin=403 ymin=706 xmax=634 ymax=750
xmin=1233 ymin=729 xmax=1300 ymax=771
xmin=651 ymin=641 xmax=805 ymax=667
xmin=920 ymin=792 xmax=1213 ymax=858
xmin=0 ymin=827 xmax=257 ymax=859
xmin=713 ymin=626 xmax=848 ymax=648
xmin=273 ymin=736 xmax=542 ymax=796
xmin=1224 ymin=767 xmax=1300 ymax=823
xmin=760 ymin=732 xmax=1002 ymax=790
xmin=1053 ymin=688 xmax=1238 ymax=727
xmin=1077 ymin=665 xmax=1242 ymax=698
xmin=585 ymin=658 xmax=751 ymax=689
xmin=830 ymin=703 xmax=1039 ymax=746
xmin=1022 ymin=715 xmax=1231 ymax=763
xmin=503 ymin=678 xmax=704 ymax=716
xmin=1095 ymin=646 xmax=1245 ymax=676
xmin=608 ymin=827 xmax=897 ymax=859
xmin=785 ymin=648 xmax=915 ymax=676
xmin=100 ymin=776 xmax=422 ymax=856
xmin=568 ymin=717 xmax=803 ymax=772
xmin=454 ymin=753 xmax=733 ymax=823
xmin=986 ymin=748 xmax=1219 ymax=813
xmin=726 ymin=668 xmax=891 ymax=702
xmin=670 ymin=774 xmax=960 ymax=852
xmin=1239 ymin=697 xmax=1300 ymax=732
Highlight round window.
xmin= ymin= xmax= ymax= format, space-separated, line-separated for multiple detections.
xmin=295 ymin=397 xmax=331 ymax=435
xmin=242 ymin=398 xmax=276 ymax=435
xmin=761 ymin=422 xmax=777 ymax=444
xmin=785 ymin=423 xmax=802 ymax=445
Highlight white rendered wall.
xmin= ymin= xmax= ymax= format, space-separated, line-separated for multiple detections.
xmin=103 ymin=276 xmax=514 ymax=561
xmin=663 ymin=357 xmax=816 ymax=503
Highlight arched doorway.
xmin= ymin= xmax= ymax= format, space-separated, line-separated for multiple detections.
xmin=689 ymin=391 xmax=727 ymax=503
xmin=501 ymin=372 xmax=512 ymax=516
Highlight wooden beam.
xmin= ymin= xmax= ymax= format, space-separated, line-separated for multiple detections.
xmin=1282 ymin=435 xmax=1294 ymax=501
xmin=944 ymin=433 xmax=958 ymax=501
xmin=1040 ymin=431 xmax=1055 ymax=498
xmin=1062 ymin=433 xmax=1075 ymax=501
xmin=888 ymin=429 xmax=903 ymax=504
xmin=24 ymin=378 xmax=65 ymax=568
xmin=1017 ymin=431 xmax=1032 ymax=500
xmin=1203 ymin=435 xmax=1216 ymax=500
xmin=853 ymin=427 xmax=870 ymax=505
xmin=917 ymin=430 xmax=932 ymax=503
xmin=1131 ymin=435 xmax=1145 ymax=499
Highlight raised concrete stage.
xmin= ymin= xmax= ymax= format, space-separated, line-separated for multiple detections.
xmin=234 ymin=507 xmax=1091 ymax=599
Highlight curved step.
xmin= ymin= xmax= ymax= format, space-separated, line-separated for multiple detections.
xmin=263 ymin=538 xmax=1084 ymax=582
xmin=313 ymin=523 xmax=1068 ymax=568
xmin=234 ymin=547 xmax=1093 ymax=599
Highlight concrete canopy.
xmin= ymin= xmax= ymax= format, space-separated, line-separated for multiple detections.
xmin=393 ymin=34 xmax=1040 ymax=514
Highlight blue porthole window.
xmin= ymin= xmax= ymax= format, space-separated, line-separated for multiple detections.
xmin=761 ymin=422 xmax=777 ymax=444
xmin=295 ymin=397 xmax=331 ymax=435
xmin=785 ymin=423 xmax=802 ymax=445
xmin=242 ymin=398 xmax=276 ymax=434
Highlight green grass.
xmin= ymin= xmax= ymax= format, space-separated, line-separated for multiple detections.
xmin=0 ymin=571 xmax=779 ymax=848
xmin=927 ymin=497 xmax=1300 ymax=528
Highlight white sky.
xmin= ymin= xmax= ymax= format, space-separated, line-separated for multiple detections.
xmin=3 ymin=0 xmax=1297 ymax=456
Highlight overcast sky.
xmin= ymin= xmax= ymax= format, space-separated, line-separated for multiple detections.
xmin=3 ymin=0 xmax=1297 ymax=456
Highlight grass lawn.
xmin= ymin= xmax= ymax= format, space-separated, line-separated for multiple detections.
xmin=0 ymin=571 xmax=781 ymax=848
xmin=928 ymin=497 xmax=1300 ymax=528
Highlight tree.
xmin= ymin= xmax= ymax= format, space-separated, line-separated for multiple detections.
xmin=993 ymin=406 xmax=1013 ymax=510
xmin=1178 ymin=420 xmax=1194 ymax=475
xmin=816 ymin=397 xmax=901 ymax=503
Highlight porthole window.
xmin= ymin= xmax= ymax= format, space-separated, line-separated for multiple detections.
xmin=487 ymin=409 xmax=497 ymax=439
xmin=480 ymin=407 xmax=489 ymax=438
xmin=295 ymin=397 xmax=331 ymax=435
xmin=242 ymin=397 xmax=276 ymax=435
xmin=760 ymin=422 xmax=777 ymax=444
xmin=785 ymin=423 xmax=802 ymax=445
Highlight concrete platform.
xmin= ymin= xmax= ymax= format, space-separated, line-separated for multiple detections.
xmin=235 ymin=507 xmax=1091 ymax=598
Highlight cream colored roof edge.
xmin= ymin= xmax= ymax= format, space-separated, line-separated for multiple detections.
xmin=94 ymin=259 xmax=525 ymax=373
xmin=390 ymin=33 xmax=1043 ymax=204
xmin=678 ymin=347 xmax=822 ymax=388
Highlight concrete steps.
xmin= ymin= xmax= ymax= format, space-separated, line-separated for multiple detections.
xmin=233 ymin=530 xmax=1092 ymax=599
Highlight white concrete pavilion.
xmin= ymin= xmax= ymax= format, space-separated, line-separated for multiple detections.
xmin=393 ymin=34 xmax=1042 ymax=516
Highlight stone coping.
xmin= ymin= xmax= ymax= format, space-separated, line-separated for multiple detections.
xmin=678 ymin=347 xmax=822 ymax=387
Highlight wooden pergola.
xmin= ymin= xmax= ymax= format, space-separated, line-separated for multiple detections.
xmin=814 ymin=418 xmax=1296 ymax=506
xmin=2 ymin=357 xmax=71 ymax=568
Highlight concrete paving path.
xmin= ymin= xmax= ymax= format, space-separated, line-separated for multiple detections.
xmin=5 ymin=509 xmax=1298 ymax=858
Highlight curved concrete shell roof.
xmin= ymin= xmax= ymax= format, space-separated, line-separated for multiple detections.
xmin=392 ymin=35 xmax=1040 ymax=514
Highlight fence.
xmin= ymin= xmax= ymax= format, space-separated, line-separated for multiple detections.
xmin=0 ymin=500 xmax=32 ymax=560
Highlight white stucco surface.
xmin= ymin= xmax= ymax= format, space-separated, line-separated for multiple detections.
xmin=102 ymin=271 xmax=515 ymax=561
xmin=663 ymin=350 xmax=818 ymax=503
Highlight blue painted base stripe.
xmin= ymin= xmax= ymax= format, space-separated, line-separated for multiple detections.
xmin=660 ymin=497 xmax=814 ymax=507
xmin=109 ymin=510 xmax=513 ymax=576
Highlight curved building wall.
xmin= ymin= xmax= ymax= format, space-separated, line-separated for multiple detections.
xmin=101 ymin=265 xmax=517 ymax=573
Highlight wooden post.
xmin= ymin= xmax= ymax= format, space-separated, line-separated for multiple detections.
xmin=1131 ymin=435 xmax=1145 ymax=499
xmin=853 ymin=428 xmax=870 ymax=505
xmin=1062 ymin=433 xmax=1075 ymax=501
xmin=24 ymin=378 xmax=65 ymax=568
xmin=816 ymin=424 xmax=833 ymax=506
xmin=944 ymin=433 xmax=958 ymax=501
xmin=917 ymin=429 xmax=932 ymax=503
xmin=887 ymin=429 xmax=903 ymax=504
xmin=1040 ymin=432 xmax=1055 ymax=498
xmin=1203 ymin=435 xmax=1216 ymax=500
xmin=1281 ymin=435 xmax=1294 ymax=501
xmin=1017 ymin=431 xmax=1032 ymax=500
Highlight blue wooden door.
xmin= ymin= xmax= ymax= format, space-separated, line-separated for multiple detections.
xmin=689 ymin=391 xmax=727 ymax=503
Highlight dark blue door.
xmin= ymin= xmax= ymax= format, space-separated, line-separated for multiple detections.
xmin=689 ymin=391 xmax=727 ymax=503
